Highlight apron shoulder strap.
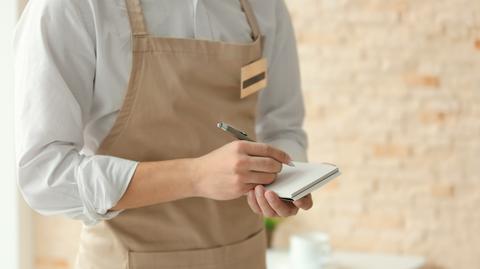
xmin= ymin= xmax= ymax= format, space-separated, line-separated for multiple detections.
xmin=126 ymin=0 xmax=148 ymax=37
xmin=239 ymin=0 xmax=262 ymax=40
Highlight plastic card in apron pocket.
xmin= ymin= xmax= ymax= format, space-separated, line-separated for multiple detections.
xmin=240 ymin=58 xmax=268 ymax=99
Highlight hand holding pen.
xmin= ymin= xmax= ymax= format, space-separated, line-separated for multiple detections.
xmin=190 ymin=122 xmax=312 ymax=217
xmin=217 ymin=122 xmax=295 ymax=167
xmin=212 ymin=122 xmax=312 ymax=217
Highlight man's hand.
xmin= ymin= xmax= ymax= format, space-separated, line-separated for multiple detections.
xmin=246 ymin=185 xmax=313 ymax=217
xmin=112 ymin=140 xmax=307 ymax=211
xmin=192 ymin=140 xmax=292 ymax=200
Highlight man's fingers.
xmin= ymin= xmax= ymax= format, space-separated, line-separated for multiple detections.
xmin=241 ymin=183 xmax=257 ymax=193
xmin=255 ymin=185 xmax=278 ymax=217
xmin=265 ymin=190 xmax=298 ymax=217
xmin=248 ymin=156 xmax=283 ymax=173
xmin=244 ymin=171 xmax=277 ymax=184
xmin=293 ymin=194 xmax=313 ymax=210
xmin=247 ymin=190 xmax=261 ymax=214
xmin=238 ymin=141 xmax=291 ymax=165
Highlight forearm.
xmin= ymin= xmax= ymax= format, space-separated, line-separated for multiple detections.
xmin=112 ymin=141 xmax=295 ymax=211
xmin=111 ymin=158 xmax=198 ymax=210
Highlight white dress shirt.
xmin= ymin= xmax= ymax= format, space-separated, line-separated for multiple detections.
xmin=14 ymin=0 xmax=308 ymax=225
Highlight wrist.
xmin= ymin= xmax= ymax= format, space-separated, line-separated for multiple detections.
xmin=186 ymin=157 xmax=202 ymax=198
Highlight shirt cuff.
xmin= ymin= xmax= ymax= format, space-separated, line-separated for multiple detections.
xmin=76 ymin=155 xmax=139 ymax=226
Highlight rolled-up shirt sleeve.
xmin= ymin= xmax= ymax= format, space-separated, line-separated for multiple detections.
xmin=14 ymin=0 xmax=137 ymax=225
xmin=256 ymin=0 xmax=309 ymax=162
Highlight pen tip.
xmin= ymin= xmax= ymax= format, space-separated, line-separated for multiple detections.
xmin=287 ymin=161 xmax=295 ymax=167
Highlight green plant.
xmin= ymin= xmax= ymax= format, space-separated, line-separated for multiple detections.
xmin=264 ymin=217 xmax=282 ymax=231
xmin=264 ymin=217 xmax=283 ymax=248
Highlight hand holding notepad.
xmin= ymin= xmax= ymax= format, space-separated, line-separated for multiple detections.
xmin=216 ymin=121 xmax=340 ymax=202
xmin=265 ymin=162 xmax=340 ymax=201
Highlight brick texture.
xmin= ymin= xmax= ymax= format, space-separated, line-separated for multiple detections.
xmin=273 ymin=1 xmax=480 ymax=269
xmin=32 ymin=1 xmax=480 ymax=269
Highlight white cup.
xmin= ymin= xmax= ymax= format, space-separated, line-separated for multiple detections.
xmin=289 ymin=232 xmax=331 ymax=269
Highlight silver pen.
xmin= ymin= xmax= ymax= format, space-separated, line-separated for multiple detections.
xmin=217 ymin=122 xmax=295 ymax=167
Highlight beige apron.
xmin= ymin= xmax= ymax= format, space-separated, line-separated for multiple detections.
xmin=76 ymin=0 xmax=267 ymax=268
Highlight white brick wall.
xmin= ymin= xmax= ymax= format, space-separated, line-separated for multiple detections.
xmin=273 ymin=1 xmax=480 ymax=268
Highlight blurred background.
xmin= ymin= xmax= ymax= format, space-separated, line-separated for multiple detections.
xmin=2 ymin=0 xmax=479 ymax=268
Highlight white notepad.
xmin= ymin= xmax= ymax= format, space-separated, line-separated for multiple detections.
xmin=265 ymin=162 xmax=340 ymax=201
